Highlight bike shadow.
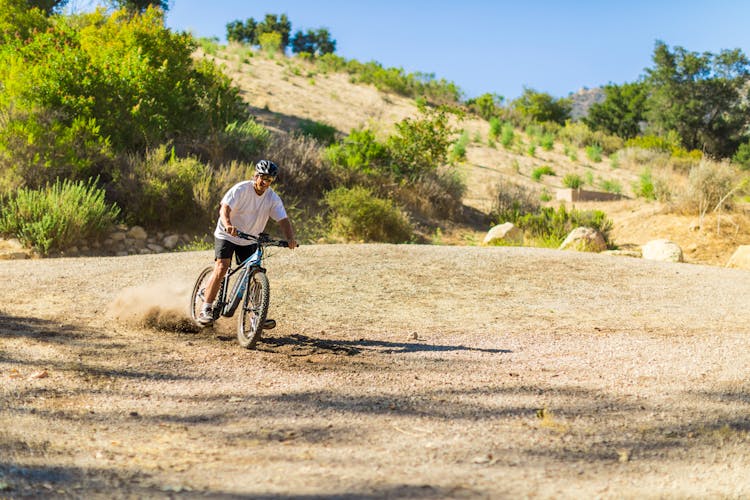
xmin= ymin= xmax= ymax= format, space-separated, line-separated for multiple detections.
xmin=259 ymin=333 xmax=511 ymax=356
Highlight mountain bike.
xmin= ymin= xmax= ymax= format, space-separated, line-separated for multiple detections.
xmin=189 ymin=231 xmax=288 ymax=349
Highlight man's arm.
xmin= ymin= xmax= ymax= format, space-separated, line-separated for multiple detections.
xmin=219 ymin=204 xmax=237 ymax=236
xmin=278 ymin=218 xmax=297 ymax=249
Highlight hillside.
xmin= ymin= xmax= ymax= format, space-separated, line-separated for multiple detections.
xmin=205 ymin=47 xmax=750 ymax=267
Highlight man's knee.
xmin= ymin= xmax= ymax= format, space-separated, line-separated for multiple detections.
xmin=214 ymin=258 xmax=231 ymax=275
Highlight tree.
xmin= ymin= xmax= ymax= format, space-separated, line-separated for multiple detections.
xmin=583 ymin=81 xmax=648 ymax=139
xmin=290 ymin=28 xmax=336 ymax=56
xmin=645 ymin=41 xmax=750 ymax=157
xmin=466 ymin=93 xmax=504 ymax=121
xmin=511 ymin=88 xmax=571 ymax=125
xmin=109 ymin=0 xmax=169 ymax=14
xmin=27 ymin=0 xmax=69 ymax=15
xmin=226 ymin=17 xmax=256 ymax=44
xmin=255 ymin=13 xmax=290 ymax=51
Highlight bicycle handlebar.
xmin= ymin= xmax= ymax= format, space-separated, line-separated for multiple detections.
xmin=235 ymin=230 xmax=289 ymax=247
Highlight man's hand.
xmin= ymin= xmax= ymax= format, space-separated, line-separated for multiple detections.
xmin=287 ymin=239 xmax=298 ymax=250
xmin=225 ymin=225 xmax=238 ymax=237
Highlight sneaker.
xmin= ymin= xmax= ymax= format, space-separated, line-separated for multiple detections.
xmin=262 ymin=318 xmax=276 ymax=330
xmin=197 ymin=308 xmax=214 ymax=327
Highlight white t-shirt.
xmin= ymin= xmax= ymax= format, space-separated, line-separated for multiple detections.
xmin=213 ymin=181 xmax=287 ymax=246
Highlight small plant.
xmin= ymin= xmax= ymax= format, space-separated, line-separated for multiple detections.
xmin=562 ymin=173 xmax=584 ymax=189
xmin=527 ymin=143 xmax=537 ymax=157
xmin=585 ymin=144 xmax=603 ymax=162
xmin=599 ymin=178 xmax=623 ymax=194
xmin=540 ymin=188 xmax=552 ymax=202
xmin=450 ymin=130 xmax=470 ymax=162
xmin=531 ymin=165 xmax=556 ymax=181
xmin=609 ymin=152 xmax=620 ymax=169
xmin=733 ymin=142 xmax=750 ymax=171
xmin=633 ymin=168 xmax=656 ymax=200
xmin=540 ymin=133 xmax=555 ymax=151
xmin=500 ymin=122 xmax=515 ymax=148
xmin=177 ymin=236 xmax=212 ymax=252
xmin=489 ymin=117 xmax=502 ymax=141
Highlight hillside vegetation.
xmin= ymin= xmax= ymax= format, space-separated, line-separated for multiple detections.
xmin=1 ymin=4 xmax=749 ymax=265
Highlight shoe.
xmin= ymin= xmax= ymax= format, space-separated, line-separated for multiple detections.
xmin=262 ymin=318 xmax=276 ymax=330
xmin=197 ymin=308 xmax=214 ymax=327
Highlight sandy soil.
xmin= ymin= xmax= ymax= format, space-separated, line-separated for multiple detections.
xmin=2 ymin=244 xmax=750 ymax=498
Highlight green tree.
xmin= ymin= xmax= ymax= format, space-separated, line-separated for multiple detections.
xmin=226 ymin=17 xmax=256 ymax=44
xmin=583 ymin=81 xmax=648 ymax=139
xmin=0 ymin=0 xmax=49 ymax=42
xmin=291 ymin=28 xmax=336 ymax=56
xmin=109 ymin=0 xmax=169 ymax=14
xmin=256 ymin=13 xmax=291 ymax=50
xmin=645 ymin=41 xmax=750 ymax=157
xmin=511 ymin=88 xmax=571 ymax=125
xmin=466 ymin=93 xmax=504 ymax=121
xmin=27 ymin=0 xmax=69 ymax=15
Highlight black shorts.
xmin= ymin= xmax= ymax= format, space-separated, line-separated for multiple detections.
xmin=214 ymin=238 xmax=258 ymax=264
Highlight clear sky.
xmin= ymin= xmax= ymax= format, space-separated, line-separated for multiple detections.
xmin=135 ymin=1 xmax=750 ymax=101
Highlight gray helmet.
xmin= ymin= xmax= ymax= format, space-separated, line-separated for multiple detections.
xmin=255 ymin=159 xmax=279 ymax=177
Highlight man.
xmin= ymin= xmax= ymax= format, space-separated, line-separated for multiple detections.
xmin=197 ymin=159 xmax=297 ymax=326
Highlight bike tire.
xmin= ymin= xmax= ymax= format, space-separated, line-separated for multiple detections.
xmin=237 ymin=270 xmax=270 ymax=349
xmin=189 ymin=266 xmax=214 ymax=323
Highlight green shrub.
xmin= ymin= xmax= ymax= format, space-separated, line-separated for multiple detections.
xmin=220 ymin=119 xmax=271 ymax=162
xmin=732 ymin=142 xmax=750 ymax=171
xmin=489 ymin=117 xmax=502 ymax=141
xmin=599 ymin=178 xmax=622 ymax=194
xmin=633 ymin=168 xmax=656 ymax=200
xmin=0 ymin=177 xmax=119 ymax=255
xmin=500 ymin=122 xmax=515 ymax=149
xmin=324 ymin=186 xmax=412 ymax=242
xmin=297 ymin=119 xmax=338 ymax=146
xmin=450 ymin=130 xmax=470 ymax=162
xmin=325 ymin=128 xmax=389 ymax=175
xmin=585 ymin=144 xmax=603 ymax=162
xmin=562 ymin=173 xmax=584 ymax=189
xmin=531 ymin=165 xmax=555 ymax=181
xmin=515 ymin=205 xmax=613 ymax=248
xmin=540 ymin=133 xmax=555 ymax=151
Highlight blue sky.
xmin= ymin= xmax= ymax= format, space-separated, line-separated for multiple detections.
xmin=123 ymin=1 xmax=750 ymax=101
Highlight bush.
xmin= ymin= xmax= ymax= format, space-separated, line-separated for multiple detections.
xmin=488 ymin=117 xmax=502 ymax=141
xmin=325 ymin=128 xmax=389 ymax=176
xmin=490 ymin=179 xmax=540 ymax=223
xmin=0 ymin=177 xmax=119 ymax=255
xmin=515 ymin=205 xmax=613 ymax=247
xmin=324 ymin=186 xmax=412 ymax=242
xmin=732 ymin=142 xmax=750 ymax=171
xmin=297 ymin=119 xmax=338 ymax=146
xmin=678 ymin=160 xmax=738 ymax=215
xmin=562 ymin=173 xmax=584 ymax=189
xmin=531 ymin=165 xmax=555 ymax=181
xmin=219 ymin=119 xmax=271 ymax=162
xmin=450 ymin=130 xmax=470 ymax=162
xmin=585 ymin=144 xmax=603 ymax=162
xmin=500 ymin=122 xmax=515 ymax=149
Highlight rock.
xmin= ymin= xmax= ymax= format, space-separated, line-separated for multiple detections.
xmin=110 ymin=232 xmax=126 ymax=242
xmin=642 ymin=239 xmax=683 ymax=263
xmin=726 ymin=245 xmax=750 ymax=270
xmin=127 ymin=226 xmax=148 ymax=240
xmin=559 ymin=227 xmax=606 ymax=252
xmin=483 ymin=223 xmax=523 ymax=246
xmin=163 ymin=234 xmax=180 ymax=250
xmin=147 ymin=243 xmax=165 ymax=253
xmin=0 ymin=238 xmax=32 ymax=260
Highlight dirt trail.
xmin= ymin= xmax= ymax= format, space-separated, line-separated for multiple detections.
xmin=1 ymin=245 xmax=749 ymax=498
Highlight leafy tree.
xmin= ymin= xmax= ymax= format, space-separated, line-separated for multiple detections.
xmin=290 ymin=28 xmax=336 ymax=56
xmin=583 ymin=81 xmax=648 ymax=139
xmin=511 ymin=88 xmax=571 ymax=125
xmin=466 ymin=93 xmax=504 ymax=121
xmin=645 ymin=41 xmax=750 ymax=157
xmin=0 ymin=0 xmax=49 ymax=42
xmin=109 ymin=0 xmax=169 ymax=14
xmin=255 ymin=13 xmax=291 ymax=50
xmin=27 ymin=0 xmax=69 ymax=15
xmin=226 ymin=18 xmax=256 ymax=44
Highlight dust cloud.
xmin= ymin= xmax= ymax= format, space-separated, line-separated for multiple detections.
xmin=108 ymin=281 xmax=200 ymax=333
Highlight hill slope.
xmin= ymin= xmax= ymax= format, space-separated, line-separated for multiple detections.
xmin=207 ymin=47 xmax=750 ymax=267
xmin=1 ymin=245 xmax=750 ymax=497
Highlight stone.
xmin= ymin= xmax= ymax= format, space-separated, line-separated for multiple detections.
xmin=127 ymin=226 xmax=148 ymax=240
xmin=163 ymin=234 xmax=180 ymax=250
xmin=641 ymin=239 xmax=683 ymax=263
xmin=483 ymin=223 xmax=523 ymax=246
xmin=559 ymin=227 xmax=607 ymax=252
xmin=726 ymin=245 xmax=750 ymax=270
xmin=147 ymin=243 xmax=165 ymax=253
xmin=110 ymin=232 xmax=126 ymax=242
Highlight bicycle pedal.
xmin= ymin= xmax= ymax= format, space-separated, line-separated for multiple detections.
xmin=262 ymin=319 xmax=276 ymax=330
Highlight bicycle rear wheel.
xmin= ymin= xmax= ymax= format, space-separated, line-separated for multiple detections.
xmin=189 ymin=266 xmax=214 ymax=323
xmin=237 ymin=270 xmax=270 ymax=349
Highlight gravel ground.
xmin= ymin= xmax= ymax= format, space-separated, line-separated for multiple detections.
xmin=1 ymin=244 xmax=749 ymax=499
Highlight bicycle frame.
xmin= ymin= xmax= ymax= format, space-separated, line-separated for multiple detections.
xmin=216 ymin=244 xmax=266 ymax=318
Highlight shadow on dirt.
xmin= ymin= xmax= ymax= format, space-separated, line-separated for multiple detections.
xmin=259 ymin=333 xmax=511 ymax=356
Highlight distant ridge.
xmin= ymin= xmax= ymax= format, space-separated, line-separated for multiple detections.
xmin=569 ymin=87 xmax=605 ymax=120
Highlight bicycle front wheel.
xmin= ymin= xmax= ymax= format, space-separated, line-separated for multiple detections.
xmin=237 ymin=270 xmax=270 ymax=349
xmin=189 ymin=266 xmax=214 ymax=323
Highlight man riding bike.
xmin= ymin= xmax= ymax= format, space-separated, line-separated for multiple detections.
xmin=197 ymin=159 xmax=297 ymax=326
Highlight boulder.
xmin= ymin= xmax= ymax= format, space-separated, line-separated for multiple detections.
xmin=559 ymin=227 xmax=607 ymax=252
xmin=163 ymin=234 xmax=180 ymax=250
xmin=642 ymin=239 xmax=683 ymax=263
xmin=127 ymin=226 xmax=148 ymax=240
xmin=483 ymin=223 xmax=523 ymax=246
xmin=0 ymin=238 xmax=32 ymax=260
xmin=726 ymin=245 xmax=750 ymax=270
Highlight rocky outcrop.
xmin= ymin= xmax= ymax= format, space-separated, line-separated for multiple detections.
xmin=726 ymin=245 xmax=750 ymax=270
xmin=483 ymin=223 xmax=523 ymax=246
xmin=641 ymin=239 xmax=683 ymax=263
xmin=559 ymin=227 xmax=607 ymax=252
